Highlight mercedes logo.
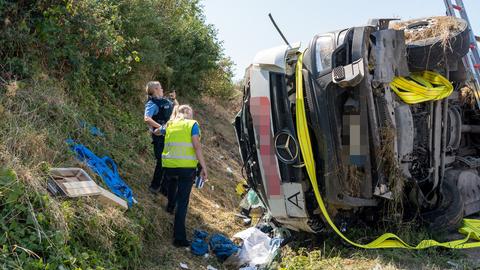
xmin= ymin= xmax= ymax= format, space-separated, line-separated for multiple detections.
xmin=274 ymin=131 xmax=299 ymax=164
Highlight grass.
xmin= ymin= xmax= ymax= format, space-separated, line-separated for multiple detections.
xmin=0 ymin=75 xmax=245 ymax=269
xmin=277 ymin=224 xmax=478 ymax=270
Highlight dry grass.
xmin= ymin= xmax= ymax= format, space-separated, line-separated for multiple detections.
xmin=390 ymin=16 xmax=464 ymax=48
xmin=378 ymin=127 xmax=406 ymax=226
xmin=279 ymin=246 xmax=402 ymax=270
xmin=344 ymin=165 xmax=363 ymax=197
xmin=0 ymin=76 xmax=246 ymax=269
xmin=460 ymin=85 xmax=479 ymax=107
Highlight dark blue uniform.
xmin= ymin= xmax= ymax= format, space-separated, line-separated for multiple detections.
xmin=144 ymin=96 xmax=174 ymax=193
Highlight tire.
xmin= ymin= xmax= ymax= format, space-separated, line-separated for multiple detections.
xmin=393 ymin=16 xmax=470 ymax=71
xmin=421 ymin=178 xmax=464 ymax=233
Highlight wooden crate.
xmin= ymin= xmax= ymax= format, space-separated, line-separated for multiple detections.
xmin=49 ymin=168 xmax=128 ymax=210
xmin=49 ymin=168 xmax=101 ymax=197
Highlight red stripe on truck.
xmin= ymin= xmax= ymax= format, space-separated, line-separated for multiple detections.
xmin=250 ymin=96 xmax=281 ymax=196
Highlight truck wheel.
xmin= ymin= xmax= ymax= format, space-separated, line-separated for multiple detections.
xmin=391 ymin=17 xmax=470 ymax=71
xmin=421 ymin=178 xmax=464 ymax=233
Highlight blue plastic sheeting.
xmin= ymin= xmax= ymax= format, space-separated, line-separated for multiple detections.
xmin=191 ymin=230 xmax=209 ymax=256
xmin=79 ymin=121 xmax=105 ymax=137
xmin=66 ymin=139 xmax=136 ymax=206
xmin=209 ymin=233 xmax=239 ymax=261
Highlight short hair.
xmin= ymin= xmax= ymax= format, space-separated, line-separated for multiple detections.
xmin=145 ymin=81 xmax=162 ymax=96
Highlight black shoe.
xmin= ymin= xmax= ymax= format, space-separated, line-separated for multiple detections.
xmin=166 ymin=205 xmax=175 ymax=214
xmin=173 ymin=239 xmax=191 ymax=247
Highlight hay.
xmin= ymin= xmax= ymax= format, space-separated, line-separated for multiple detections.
xmin=390 ymin=16 xmax=464 ymax=48
xmin=378 ymin=127 xmax=406 ymax=226
xmin=460 ymin=85 xmax=478 ymax=107
xmin=344 ymin=165 xmax=363 ymax=197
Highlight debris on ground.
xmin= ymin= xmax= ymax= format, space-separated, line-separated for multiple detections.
xmin=66 ymin=140 xmax=137 ymax=206
xmin=179 ymin=262 xmax=189 ymax=269
xmin=48 ymin=167 xmax=100 ymax=197
xmin=224 ymin=227 xmax=284 ymax=269
xmin=48 ymin=167 xmax=128 ymax=209
xmin=235 ymin=188 xmax=264 ymax=226
xmin=226 ymin=166 xmax=233 ymax=175
xmin=209 ymin=233 xmax=240 ymax=261
xmin=191 ymin=230 xmax=209 ymax=256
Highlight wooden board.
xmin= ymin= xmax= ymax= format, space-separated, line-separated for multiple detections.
xmin=96 ymin=187 xmax=128 ymax=210
xmin=63 ymin=181 xmax=98 ymax=189
xmin=64 ymin=187 xmax=101 ymax=197
xmin=63 ymin=180 xmax=101 ymax=197
xmin=49 ymin=167 xmax=127 ymax=210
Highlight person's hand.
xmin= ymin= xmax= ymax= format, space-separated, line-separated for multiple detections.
xmin=153 ymin=127 xmax=161 ymax=136
xmin=169 ymin=91 xmax=176 ymax=100
xmin=200 ymin=168 xmax=208 ymax=182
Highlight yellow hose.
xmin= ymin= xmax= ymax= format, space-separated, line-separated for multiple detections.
xmin=295 ymin=52 xmax=480 ymax=249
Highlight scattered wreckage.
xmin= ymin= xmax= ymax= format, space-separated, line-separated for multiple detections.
xmin=234 ymin=14 xmax=480 ymax=235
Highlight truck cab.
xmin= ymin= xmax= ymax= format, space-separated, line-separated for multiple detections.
xmin=235 ymin=17 xmax=480 ymax=232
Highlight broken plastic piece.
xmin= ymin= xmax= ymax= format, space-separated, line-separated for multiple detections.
xmin=374 ymin=184 xmax=393 ymax=200
xmin=331 ymin=58 xmax=365 ymax=87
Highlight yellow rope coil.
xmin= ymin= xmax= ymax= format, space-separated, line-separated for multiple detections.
xmin=390 ymin=71 xmax=453 ymax=104
xmin=295 ymin=52 xmax=480 ymax=249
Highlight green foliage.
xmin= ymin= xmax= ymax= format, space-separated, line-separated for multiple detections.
xmin=203 ymin=57 xmax=235 ymax=99
xmin=0 ymin=0 xmax=233 ymax=97
xmin=0 ymin=167 xmax=142 ymax=269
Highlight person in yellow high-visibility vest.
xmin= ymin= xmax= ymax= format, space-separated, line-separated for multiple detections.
xmin=162 ymin=104 xmax=208 ymax=247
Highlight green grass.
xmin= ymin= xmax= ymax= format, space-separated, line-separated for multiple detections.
xmin=277 ymin=225 xmax=477 ymax=270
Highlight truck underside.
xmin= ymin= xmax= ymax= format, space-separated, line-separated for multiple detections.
xmin=235 ymin=17 xmax=480 ymax=233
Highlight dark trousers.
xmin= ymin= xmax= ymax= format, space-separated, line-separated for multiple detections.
xmin=149 ymin=136 xmax=167 ymax=193
xmin=165 ymin=168 xmax=196 ymax=242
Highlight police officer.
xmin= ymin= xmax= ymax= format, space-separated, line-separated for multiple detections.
xmin=162 ymin=105 xmax=208 ymax=247
xmin=144 ymin=81 xmax=177 ymax=195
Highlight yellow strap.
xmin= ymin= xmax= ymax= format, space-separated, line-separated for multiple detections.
xmin=295 ymin=52 xmax=480 ymax=249
xmin=390 ymin=71 xmax=453 ymax=104
xmin=236 ymin=180 xmax=248 ymax=197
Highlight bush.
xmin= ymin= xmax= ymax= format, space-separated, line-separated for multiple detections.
xmin=0 ymin=0 xmax=233 ymax=97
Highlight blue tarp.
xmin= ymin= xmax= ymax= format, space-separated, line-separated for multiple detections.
xmin=79 ymin=121 xmax=105 ymax=137
xmin=209 ymin=233 xmax=239 ymax=261
xmin=191 ymin=230 xmax=209 ymax=256
xmin=66 ymin=139 xmax=136 ymax=207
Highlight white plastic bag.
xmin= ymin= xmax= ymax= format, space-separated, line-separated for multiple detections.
xmin=232 ymin=227 xmax=281 ymax=267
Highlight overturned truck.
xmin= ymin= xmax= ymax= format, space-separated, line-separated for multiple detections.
xmin=234 ymin=16 xmax=480 ymax=233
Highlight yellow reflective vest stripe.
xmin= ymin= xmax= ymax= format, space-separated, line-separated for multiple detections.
xmin=162 ymin=119 xmax=199 ymax=168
